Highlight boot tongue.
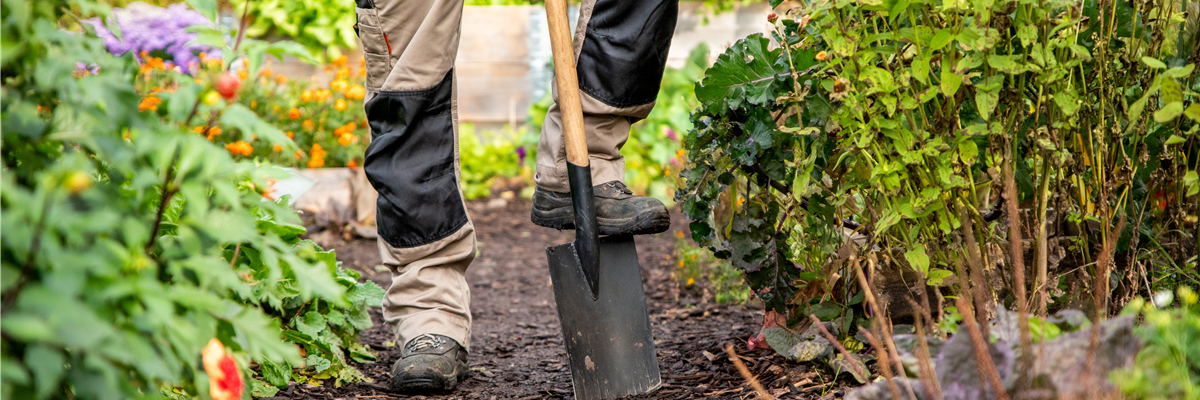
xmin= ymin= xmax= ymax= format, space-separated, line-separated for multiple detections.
xmin=594 ymin=181 xmax=633 ymax=199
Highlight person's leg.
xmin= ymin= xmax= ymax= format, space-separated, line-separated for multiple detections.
xmin=355 ymin=0 xmax=473 ymax=393
xmin=532 ymin=0 xmax=679 ymax=235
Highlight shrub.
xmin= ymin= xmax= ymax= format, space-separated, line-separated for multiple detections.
xmin=227 ymin=0 xmax=359 ymax=60
xmin=677 ymin=0 xmax=1199 ymax=322
xmin=1 ymin=1 xmax=381 ymax=398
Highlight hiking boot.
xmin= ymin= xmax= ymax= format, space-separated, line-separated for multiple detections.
xmin=389 ymin=334 xmax=469 ymax=393
xmin=531 ymin=180 xmax=671 ymax=236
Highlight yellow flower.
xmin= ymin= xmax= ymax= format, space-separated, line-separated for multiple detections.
xmin=315 ymin=89 xmax=332 ymax=102
xmin=331 ymin=79 xmax=349 ymax=93
xmin=336 ymin=67 xmax=351 ymax=80
xmin=816 ymin=51 xmax=828 ymax=61
xmin=301 ymin=90 xmax=313 ymax=102
xmin=302 ymin=119 xmax=316 ymax=130
xmin=686 ymin=277 xmax=695 ymax=286
xmin=338 ymin=134 xmax=354 ymax=146
xmin=335 ymin=99 xmax=347 ymax=111
xmin=345 ymin=84 xmax=366 ymax=100
xmin=829 ymin=77 xmax=852 ymax=101
xmin=237 ymin=69 xmax=248 ymax=81
xmin=332 ymin=54 xmax=348 ymax=67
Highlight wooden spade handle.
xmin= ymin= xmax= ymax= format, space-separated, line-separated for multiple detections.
xmin=545 ymin=0 xmax=588 ymax=166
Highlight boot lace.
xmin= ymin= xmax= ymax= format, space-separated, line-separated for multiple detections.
xmin=601 ymin=181 xmax=633 ymax=195
xmin=405 ymin=333 xmax=444 ymax=353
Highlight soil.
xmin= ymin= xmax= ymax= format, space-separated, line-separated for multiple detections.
xmin=283 ymin=194 xmax=856 ymax=400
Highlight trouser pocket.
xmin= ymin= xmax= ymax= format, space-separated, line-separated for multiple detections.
xmin=355 ymin=6 xmax=392 ymax=92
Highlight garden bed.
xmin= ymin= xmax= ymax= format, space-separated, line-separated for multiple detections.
xmin=274 ymin=194 xmax=859 ymax=400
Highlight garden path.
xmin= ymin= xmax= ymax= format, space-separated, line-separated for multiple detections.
xmin=280 ymin=194 xmax=854 ymax=399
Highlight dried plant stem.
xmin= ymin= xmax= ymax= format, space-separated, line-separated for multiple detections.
xmin=956 ymin=296 xmax=1010 ymax=400
xmin=860 ymin=330 xmax=906 ymax=400
xmin=1002 ymin=147 xmax=1034 ymax=389
xmin=724 ymin=343 xmax=773 ymax=400
xmin=1086 ymin=216 xmax=1127 ymax=396
xmin=853 ymin=258 xmax=918 ymax=400
xmin=911 ymin=308 xmax=944 ymax=400
xmin=957 ymin=201 xmax=992 ymax=335
xmin=807 ymin=314 xmax=866 ymax=381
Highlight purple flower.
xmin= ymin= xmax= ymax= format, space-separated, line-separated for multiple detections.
xmin=84 ymin=2 xmax=217 ymax=74
xmin=74 ymin=62 xmax=100 ymax=77
xmin=665 ymin=128 xmax=678 ymax=141
xmin=516 ymin=146 xmax=527 ymax=165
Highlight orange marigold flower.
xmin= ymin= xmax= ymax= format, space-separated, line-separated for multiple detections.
xmin=346 ymin=122 xmax=358 ymax=131
xmin=347 ymin=159 xmax=359 ymax=170
xmin=301 ymin=90 xmax=314 ymax=102
xmin=302 ymin=119 xmax=316 ymax=130
xmin=250 ymin=100 xmax=257 ymax=109
xmin=260 ymin=68 xmax=274 ymax=77
xmin=202 ymin=339 xmax=244 ymax=400
xmin=830 ymin=77 xmax=852 ymax=101
xmin=311 ymin=143 xmax=326 ymax=155
xmin=335 ymin=99 xmax=347 ymax=111
xmin=237 ymin=69 xmax=248 ymax=81
xmin=331 ymin=79 xmax=349 ymax=93
xmin=288 ymin=107 xmax=301 ymax=120
xmin=359 ymin=58 xmax=366 ymax=67
xmin=686 ymin=277 xmax=695 ymax=286
xmin=315 ymin=89 xmax=332 ymax=102
xmin=206 ymin=126 xmax=222 ymax=140
xmin=336 ymin=67 xmax=351 ymax=80
xmin=225 ymin=141 xmax=253 ymax=156
xmin=338 ymin=134 xmax=354 ymax=146
xmin=307 ymin=155 xmax=325 ymax=168
xmin=138 ymin=96 xmax=162 ymax=112
xmin=286 ymin=131 xmax=294 ymax=139
xmin=273 ymin=144 xmax=283 ymax=152
xmin=276 ymin=75 xmax=288 ymax=85
xmin=333 ymin=54 xmax=348 ymax=67
xmin=345 ymin=84 xmax=366 ymax=100
xmin=815 ymin=51 xmax=828 ymax=61
xmin=295 ymin=150 xmax=305 ymax=160
xmin=675 ymin=231 xmax=684 ymax=238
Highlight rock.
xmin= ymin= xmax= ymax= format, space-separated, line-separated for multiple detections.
xmin=847 ymin=310 xmax=1141 ymax=400
xmin=762 ymin=323 xmax=838 ymax=362
xmin=846 ymin=377 xmax=929 ymax=400
xmin=486 ymin=198 xmax=508 ymax=210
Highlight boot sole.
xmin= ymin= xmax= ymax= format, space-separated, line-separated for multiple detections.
xmin=392 ymin=364 xmax=470 ymax=394
xmin=531 ymin=205 xmax=671 ymax=236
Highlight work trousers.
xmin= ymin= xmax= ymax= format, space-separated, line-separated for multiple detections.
xmin=356 ymin=0 xmax=678 ymax=352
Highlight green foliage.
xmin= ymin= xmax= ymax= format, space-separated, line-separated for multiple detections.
xmin=1114 ymin=287 xmax=1200 ymax=400
xmin=673 ymin=233 xmax=752 ymax=304
xmin=678 ymin=0 xmax=1200 ymax=323
xmin=1 ymin=1 xmax=379 ymax=397
xmin=458 ymin=123 xmax=525 ymax=200
xmin=228 ymin=0 xmax=358 ymax=60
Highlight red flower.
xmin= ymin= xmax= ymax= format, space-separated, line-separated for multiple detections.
xmin=202 ymin=339 xmax=243 ymax=400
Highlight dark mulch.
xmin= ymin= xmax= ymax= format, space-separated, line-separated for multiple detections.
xmin=281 ymin=194 xmax=855 ymax=399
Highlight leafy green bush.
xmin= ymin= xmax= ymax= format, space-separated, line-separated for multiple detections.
xmin=1 ymin=1 xmax=380 ymax=398
xmin=458 ymin=123 xmax=525 ymax=200
xmin=677 ymin=0 xmax=1199 ymax=321
xmin=228 ymin=0 xmax=359 ymax=60
xmin=1114 ymin=287 xmax=1200 ymax=400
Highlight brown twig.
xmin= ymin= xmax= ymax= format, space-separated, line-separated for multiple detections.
xmin=956 ymin=296 xmax=1010 ymax=400
xmin=724 ymin=343 xmax=774 ymax=400
xmin=808 ymin=314 xmax=866 ymax=381
xmin=1086 ymin=215 xmax=1127 ymax=397
xmin=854 ymin=258 xmax=918 ymax=400
xmin=228 ymin=243 xmax=242 ymax=268
xmin=911 ymin=306 xmax=945 ymax=400
xmin=860 ymin=330 xmax=905 ymax=400
xmin=1002 ymin=137 xmax=1033 ymax=380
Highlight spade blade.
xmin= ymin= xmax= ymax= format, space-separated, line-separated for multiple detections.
xmin=546 ymin=234 xmax=661 ymax=400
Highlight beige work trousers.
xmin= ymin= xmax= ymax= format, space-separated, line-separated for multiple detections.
xmin=358 ymin=0 xmax=675 ymax=352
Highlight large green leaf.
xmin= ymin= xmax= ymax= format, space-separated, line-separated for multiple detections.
xmin=695 ymin=34 xmax=784 ymax=112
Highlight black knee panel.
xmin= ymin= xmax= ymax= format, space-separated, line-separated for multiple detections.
xmin=577 ymin=0 xmax=679 ymax=108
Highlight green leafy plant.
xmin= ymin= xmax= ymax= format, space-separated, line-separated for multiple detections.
xmin=674 ymin=232 xmax=753 ymax=304
xmin=228 ymin=0 xmax=359 ymax=60
xmin=677 ymin=0 xmax=1199 ymax=325
xmin=1 ymin=1 xmax=380 ymax=397
xmin=1114 ymin=287 xmax=1200 ymax=400
xmin=458 ymin=123 xmax=526 ymax=200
